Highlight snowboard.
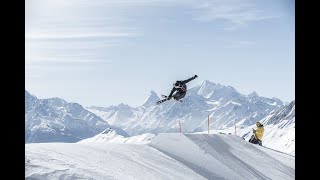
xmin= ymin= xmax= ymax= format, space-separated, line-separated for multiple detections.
xmin=156 ymin=95 xmax=183 ymax=105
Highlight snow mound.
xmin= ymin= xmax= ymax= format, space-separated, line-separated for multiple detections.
xmin=149 ymin=133 xmax=294 ymax=180
xmin=26 ymin=143 xmax=205 ymax=180
xmin=79 ymin=128 xmax=155 ymax=144
xmin=25 ymin=133 xmax=294 ymax=180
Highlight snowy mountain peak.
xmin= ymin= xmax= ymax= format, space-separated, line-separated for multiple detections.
xmin=261 ymin=100 xmax=295 ymax=127
xmin=197 ymin=80 xmax=218 ymax=97
xmin=25 ymin=90 xmax=38 ymax=100
xmin=25 ymin=91 xmax=130 ymax=143
xmin=117 ymin=103 xmax=131 ymax=109
xmin=148 ymin=90 xmax=158 ymax=98
xmin=142 ymin=90 xmax=160 ymax=108
xmin=194 ymin=80 xmax=240 ymax=99
xmin=201 ymin=80 xmax=216 ymax=87
xmin=248 ymin=91 xmax=259 ymax=97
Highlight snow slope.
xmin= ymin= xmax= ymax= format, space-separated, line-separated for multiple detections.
xmin=26 ymin=133 xmax=294 ymax=180
xmin=237 ymin=100 xmax=295 ymax=155
xmin=78 ymin=128 xmax=156 ymax=144
xmin=26 ymin=143 xmax=206 ymax=180
xmin=150 ymin=133 xmax=294 ymax=180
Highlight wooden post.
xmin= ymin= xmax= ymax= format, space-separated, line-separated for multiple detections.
xmin=208 ymin=115 xmax=210 ymax=134
xmin=234 ymin=125 xmax=236 ymax=135
xmin=179 ymin=121 xmax=181 ymax=133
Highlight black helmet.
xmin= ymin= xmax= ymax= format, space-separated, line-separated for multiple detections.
xmin=174 ymin=81 xmax=182 ymax=86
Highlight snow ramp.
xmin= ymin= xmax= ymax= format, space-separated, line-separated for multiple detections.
xmin=149 ymin=133 xmax=294 ymax=180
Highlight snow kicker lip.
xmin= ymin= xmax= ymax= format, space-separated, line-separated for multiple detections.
xmin=149 ymin=133 xmax=295 ymax=180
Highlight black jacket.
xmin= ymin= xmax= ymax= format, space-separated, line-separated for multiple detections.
xmin=168 ymin=76 xmax=196 ymax=97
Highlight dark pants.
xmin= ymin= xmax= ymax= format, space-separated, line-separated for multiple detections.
xmin=249 ymin=135 xmax=262 ymax=146
xmin=173 ymin=91 xmax=186 ymax=101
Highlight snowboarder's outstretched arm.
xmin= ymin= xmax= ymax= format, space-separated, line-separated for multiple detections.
xmin=182 ymin=75 xmax=198 ymax=84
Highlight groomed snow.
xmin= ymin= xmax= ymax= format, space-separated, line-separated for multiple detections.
xmin=26 ymin=143 xmax=205 ymax=180
xmin=150 ymin=133 xmax=294 ymax=180
xmin=208 ymin=123 xmax=295 ymax=156
xmin=26 ymin=133 xmax=294 ymax=179
xmin=78 ymin=129 xmax=156 ymax=144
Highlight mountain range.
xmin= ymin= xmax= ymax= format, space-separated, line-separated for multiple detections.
xmin=87 ymin=80 xmax=284 ymax=135
xmin=25 ymin=90 xmax=128 ymax=143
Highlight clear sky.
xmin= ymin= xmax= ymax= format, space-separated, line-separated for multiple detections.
xmin=26 ymin=0 xmax=295 ymax=107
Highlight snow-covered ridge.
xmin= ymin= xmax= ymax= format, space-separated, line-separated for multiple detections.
xmin=87 ymin=80 xmax=285 ymax=135
xmin=142 ymin=90 xmax=160 ymax=108
xmin=261 ymin=100 xmax=295 ymax=128
xmin=222 ymin=100 xmax=295 ymax=155
xmin=78 ymin=128 xmax=155 ymax=144
xmin=25 ymin=90 xmax=128 ymax=143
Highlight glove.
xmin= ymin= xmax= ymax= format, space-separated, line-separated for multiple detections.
xmin=194 ymin=75 xmax=198 ymax=78
xmin=253 ymin=129 xmax=256 ymax=133
xmin=167 ymin=95 xmax=172 ymax=100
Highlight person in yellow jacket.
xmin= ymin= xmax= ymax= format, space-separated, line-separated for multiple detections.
xmin=249 ymin=121 xmax=264 ymax=146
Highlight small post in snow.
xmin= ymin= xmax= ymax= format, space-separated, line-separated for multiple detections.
xmin=179 ymin=121 xmax=181 ymax=133
xmin=208 ymin=115 xmax=210 ymax=134
xmin=234 ymin=125 xmax=236 ymax=135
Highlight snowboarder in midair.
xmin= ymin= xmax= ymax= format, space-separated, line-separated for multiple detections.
xmin=157 ymin=75 xmax=198 ymax=104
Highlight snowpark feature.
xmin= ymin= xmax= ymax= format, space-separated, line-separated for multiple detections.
xmin=26 ymin=133 xmax=294 ymax=179
xmin=78 ymin=128 xmax=156 ymax=144
xmin=150 ymin=133 xmax=294 ymax=180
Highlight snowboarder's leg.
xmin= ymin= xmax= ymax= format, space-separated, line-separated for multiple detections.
xmin=173 ymin=92 xmax=186 ymax=101
xmin=249 ymin=135 xmax=255 ymax=143
xmin=172 ymin=92 xmax=180 ymax=100
xmin=159 ymin=92 xmax=185 ymax=104
xmin=251 ymin=136 xmax=260 ymax=144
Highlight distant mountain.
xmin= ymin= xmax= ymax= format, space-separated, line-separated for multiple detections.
xmin=261 ymin=100 xmax=295 ymax=128
xmin=87 ymin=80 xmax=284 ymax=135
xmin=25 ymin=90 xmax=128 ymax=143
xmin=142 ymin=91 xmax=160 ymax=108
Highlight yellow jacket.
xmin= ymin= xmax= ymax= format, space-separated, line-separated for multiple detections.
xmin=254 ymin=126 xmax=264 ymax=140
